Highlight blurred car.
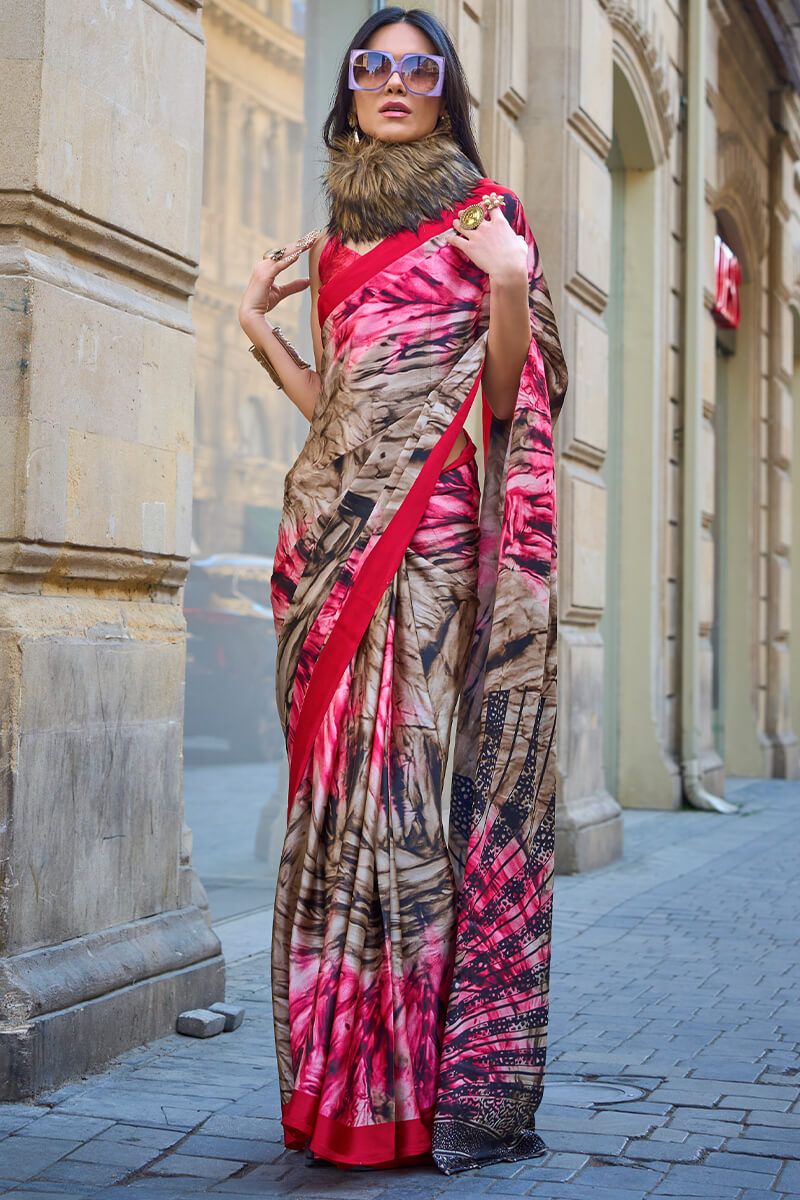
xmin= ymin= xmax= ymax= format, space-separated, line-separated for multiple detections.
xmin=182 ymin=553 xmax=284 ymax=762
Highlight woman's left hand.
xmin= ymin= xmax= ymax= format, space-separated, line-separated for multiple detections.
xmin=444 ymin=204 xmax=529 ymax=283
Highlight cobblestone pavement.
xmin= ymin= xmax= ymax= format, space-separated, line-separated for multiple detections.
xmin=1 ymin=777 xmax=798 ymax=1200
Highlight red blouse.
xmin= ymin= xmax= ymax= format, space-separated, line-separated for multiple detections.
xmin=318 ymin=233 xmax=360 ymax=288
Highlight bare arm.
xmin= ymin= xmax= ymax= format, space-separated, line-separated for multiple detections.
xmin=237 ymin=236 xmax=325 ymax=422
xmin=482 ymin=268 xmax=532 ymax=421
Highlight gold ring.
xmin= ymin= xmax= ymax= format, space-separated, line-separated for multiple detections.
xmin=458 ymin=203 xmax=485 ymax=231
xmin=263 ymin=246 xmax=286 ymax=261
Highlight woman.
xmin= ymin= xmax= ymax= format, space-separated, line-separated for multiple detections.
xmin=237 ymin=7 xmax=568 ymax=1175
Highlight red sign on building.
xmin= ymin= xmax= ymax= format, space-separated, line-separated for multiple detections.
xmin=712 ymin=234 xmax=741 ymax=330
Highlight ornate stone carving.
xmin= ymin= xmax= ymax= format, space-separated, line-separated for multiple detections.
xmin=606 ymin=0 xmax=675 ymax=147
xmin=713 ymin=128 xmax=769 ymax=261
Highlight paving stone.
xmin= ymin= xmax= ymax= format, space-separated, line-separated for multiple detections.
xmin=0 ymin=1192 xmax=97 ymax=1200
xmin=12 ymin=1113 xmax=116 ymax=1142
xmin=34 ymin=1157 xmax=135 ymax=1186
xmin=94 ymin=1179 xmax=211 ymax=1197
xmin=741 ymin=1122 xmax=800 ymax=1144
xmin=0 ymin=1184 xmax=97 ymax=1196
xmin=145 ymin=1154 xmax=246 ymax=1179
xmin=124 ymin=1077 xmax=252 ymax=1102
xmin=174 ymin=1134 xmax=284 ymax=1164
xmin=571 ymin=1162 xmax=668 ymax=1190
xmin=778 ymin=1161 xmax=800 ymax=1191
xmin=95 ymin=1125 xmax=187 ymax=1150
xmin=718 ymin=1094 xmax=791 ymax=1112
xmin=654 ymin=1162 xmax=787 ymax=1191
xmin=719 ymin=1081 xmax=798 ymax=1103
xmin=707 ymin=1149 xmax=784 ymax=1174
xmin=65 ymin=1138 xmax=161 ymax=1170
xmin=521 ymin=1186 xmax=651 ymax=1200
xmin=747 ymin=1109 xmax=800 ymax=1129
xmin=625 ymin=1132 xmax=722 ymax=1162
xmin=0 ymin=1137 xmax=81 ymax=1182
xmin=585 ymin=1111 xmax=661 ymax=1137
xmin=516 ymin=1152 xmax=589 ymax=1178
xmin=52 ymin=1096 xmax=213 ymax=1129
xmin=530 ymin=1130 xmax=628 ymax=1155
xmin=195 ymin=1115 xmax=283 ymax=1142
xmin=667 ymin=1115 xmax=743 ymax=1137
xmin=0 ymin=1107 xmax=51 ymax=1122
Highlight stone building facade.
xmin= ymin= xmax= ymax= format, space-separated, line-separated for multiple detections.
xmin=2 ymin=0 xmax=799 ymax=1095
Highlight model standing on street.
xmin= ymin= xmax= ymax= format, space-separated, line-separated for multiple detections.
xmin=237 ymin=7 xmax=568 ymax=1175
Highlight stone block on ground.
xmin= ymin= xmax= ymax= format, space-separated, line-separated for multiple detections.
xmin=209 ymin=1002 xmax=246 ymax=1031
xmin=176 ymin=1009 xmax=226 ymax=1038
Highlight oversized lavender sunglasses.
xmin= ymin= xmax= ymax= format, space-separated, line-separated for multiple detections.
xmin=348 ymin=49 xmax=445 ymax=97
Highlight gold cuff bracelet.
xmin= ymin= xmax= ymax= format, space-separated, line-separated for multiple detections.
xmin=248 ymin=325 xmax=311 ymax=391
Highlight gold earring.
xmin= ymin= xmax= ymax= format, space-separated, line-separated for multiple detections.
xmin=438 ymin=109 xmax=452 ymax=133
xmin=348 ymin=110 xmax=361 ymax=145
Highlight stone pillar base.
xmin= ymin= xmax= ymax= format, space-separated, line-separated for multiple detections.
xmin=555 ymin=789 xmax=624 ymax=875
xmin=770 ymin=732 xmax=800 ymax=780
xmin=0 ymin=908 xmax=224 ymax=1100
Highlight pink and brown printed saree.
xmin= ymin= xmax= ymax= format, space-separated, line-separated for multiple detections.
xmin=269 ymin=176 xmax=568 ymax=1173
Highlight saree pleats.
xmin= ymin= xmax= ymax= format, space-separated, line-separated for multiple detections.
xmin=270 ymin=179 xmax=568 ymax=1170
xmin=272 ymin=456 xmax=480 ymax=1165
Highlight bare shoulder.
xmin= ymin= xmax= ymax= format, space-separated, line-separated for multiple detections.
xmin=308 ymin=230 xmax=331 ymax=274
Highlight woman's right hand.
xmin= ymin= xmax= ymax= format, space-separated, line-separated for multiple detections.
xmin=237 ymin=240 xmax=311 ymax=332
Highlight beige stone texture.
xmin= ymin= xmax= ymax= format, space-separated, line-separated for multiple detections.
xmin=576 ymin=0 xmax=613 ymax=141
xmin=0 ymin=0 xmax=216 ymax=1098
xmin=557 ymin=629 xmax=607 ymax=802
xmin=573 ymin=140 xmax=611 ymax=298
xmin=0 ymin=597 xmax=185 ymax=955
xmin=561 ymin=465 xmax=607 ymax=618
xmin=699 ymin=532 xmax=715 ymax=632
xmin=36 ymin=0 xmax=205 ymax=254
xmin=0 ymin=58 xmax=42 ymax=189
xmin=700 ymin=419 xmax=716 ymax=521
xmin=771 ymin=467 xmax=792 ymax=555
xmin=562 ymin=302 xmax=609 ymax=460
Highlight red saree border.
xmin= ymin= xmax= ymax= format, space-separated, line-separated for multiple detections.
xmin=317 ymin=176 xmax=499 ymax=329
xmin=283 ymin=1090 xmax=434 ymax=1167
xmin=287 ymin=365 xmax=484 ymax=810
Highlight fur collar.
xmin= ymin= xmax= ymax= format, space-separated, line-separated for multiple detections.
xmin=324 ymin=126 xmax=483 ymax=244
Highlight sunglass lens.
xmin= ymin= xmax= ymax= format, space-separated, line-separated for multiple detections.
xmin=352 ymin=51 xmax=392 ymax=89
xmin=402 ymin=55 xmax=441 ymax=93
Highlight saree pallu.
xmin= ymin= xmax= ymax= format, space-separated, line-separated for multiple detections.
xmin=270 ymin=177 xmax=568 ymax=1173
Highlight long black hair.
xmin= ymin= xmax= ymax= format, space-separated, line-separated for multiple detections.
xmin=322 ymin=7 xmax=487 ymax=177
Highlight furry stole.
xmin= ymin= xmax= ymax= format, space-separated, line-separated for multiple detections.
xmin=324 ymin=126 xmax=483 ymax=244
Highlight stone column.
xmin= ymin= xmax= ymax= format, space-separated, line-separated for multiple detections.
xmin=0 ymin=0 xmax=224 ymax=1098
xmin=765 ymin=88 xmax=800 ymax=779
xmin=525 ymin=0 xmax=624 ymax=872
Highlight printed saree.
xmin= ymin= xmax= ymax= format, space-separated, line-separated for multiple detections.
xmin=269 ymin=176 xmax=568 ymax=1173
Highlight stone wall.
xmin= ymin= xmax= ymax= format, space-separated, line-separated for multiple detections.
xmin=0 ymin=0 xmax=224 ymax=1099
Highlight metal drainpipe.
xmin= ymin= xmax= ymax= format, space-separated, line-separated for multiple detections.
xmin=680 ymin=0 xmax=737 ymax=815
